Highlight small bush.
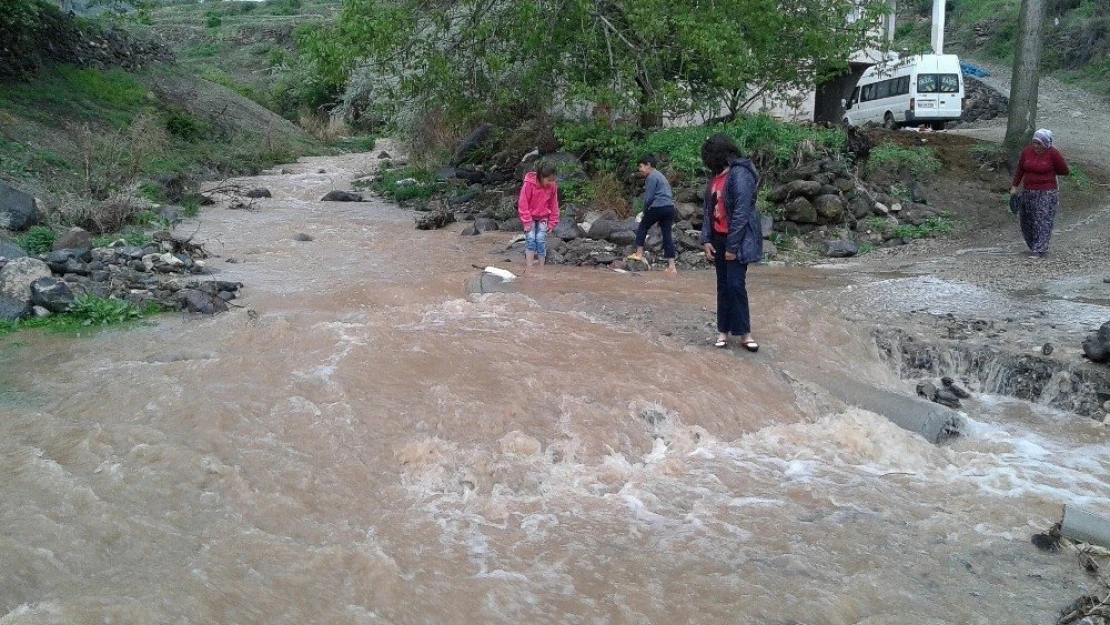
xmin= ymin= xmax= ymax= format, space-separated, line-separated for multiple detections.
xmin=1066 ymin=165 xmax=1092 ymax=191
xmin=206 ymin=14 xmax=221 ymax=28
xmin=867 ymin=142 xmax=942 ymax=178
xmin=372 ymin=167 xmax=438 ymax=202
xmin=164 ymin=109 xmax=211 ymax=143
xmin=68 ymin=294 xmax=147 ymax=326
xmin=588 ymin=172 xmax=630 ymax=217
xmin=18 ymin=226 xmax=57 ymax=254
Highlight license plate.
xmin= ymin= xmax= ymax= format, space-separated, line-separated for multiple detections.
xmin=919 ymin=102 xmax=936 ymax=108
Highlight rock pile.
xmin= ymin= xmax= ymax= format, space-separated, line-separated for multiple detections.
xmin=763 ymin=158 xmax=949 ymax=255
xmin=958 ymin=77 xmax=1009 ymax=124
xmin=0 ymin=11 xmax=173 ymax=82
xmin=1082 ymin=322 xmax=1110 ymax=365
xmin=0 ymin=228 xmax=241 ymax=321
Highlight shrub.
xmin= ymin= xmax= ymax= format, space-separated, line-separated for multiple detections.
xmin=18 ymin=226 xmax=57 ymax=254
xmin=206 ymin=14 xmax=221 ymax=28
xmin=68 ymin=294 xmax=147 ymax=326
xmin=164 ymin=109 xmax=211 ymax=143
xmin=372 ymin=167 xmax=438 ymax=202
xmin=588 ymin=172 xmax=630 ymax=217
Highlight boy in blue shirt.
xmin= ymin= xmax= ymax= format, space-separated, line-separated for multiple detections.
xmin=627 ymin=155 xmax=678 ymax=273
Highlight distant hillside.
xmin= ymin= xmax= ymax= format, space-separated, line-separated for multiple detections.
xmin=894 ymin=0 xmax=1110 ymax=96
xmin=131 ymin=0 xmax=343 ymax=120
xmin=0 ymin=1 xmax=325 ymax=235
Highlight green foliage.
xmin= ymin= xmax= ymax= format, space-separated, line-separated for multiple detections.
xmin=867 ymin=142 xmax=942 ymax=178
xmin=306 ymin=0 xmax=892 ymax=135
xmin=164 ymin=108 xmax=211 ymax=142
xmin=180 ymin=196 xmax=202 ymax=218
xmin=68 ymin=294 xmax=148 ymax=326
xmin=92 ymin=231 xmax=153 ymax=248
xmin=372 ymin=167 xmax=438 ymax=202
xmin=205 ymin=13 xmax=221 ymax=28
xmin=893 ymin=216 xmax=954 ymax=240
xmin=0 ymin=295 xmax=159 ymax=339
xmin=17 ymin=226 xmax=57 ymax=255
xmin=554 ymin=122 xmax=639 ymax=172
xmin=558 ymin=115 xmax=846 ymax=177
xmin=1065 ymin=165 xmax=1092 ymax=191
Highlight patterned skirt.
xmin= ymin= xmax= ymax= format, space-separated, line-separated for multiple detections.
xmin=1019 ymin=189 xmax=1059 ymax=255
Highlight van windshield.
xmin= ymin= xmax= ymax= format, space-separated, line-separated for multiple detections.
xmin=917 ymin=73 xmax=960 ymax=93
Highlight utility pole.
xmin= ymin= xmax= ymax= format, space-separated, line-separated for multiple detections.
xmin=1003 ymin=0 xmax=1047 ymax=172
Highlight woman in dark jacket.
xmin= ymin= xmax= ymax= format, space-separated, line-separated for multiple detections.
xmin=699 ymin=133 xmax=763 ymax=351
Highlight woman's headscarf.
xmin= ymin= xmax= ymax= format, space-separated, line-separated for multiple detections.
xmin=1033 ymin=128 xmax=1053 ymax=148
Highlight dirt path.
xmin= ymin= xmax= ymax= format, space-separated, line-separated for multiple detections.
xmin=952 ymin=59 xmax=1110 ymax=167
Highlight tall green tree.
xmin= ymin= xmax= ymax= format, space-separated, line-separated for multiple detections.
xmin=308 ymin=0 xmax=890 ymax=130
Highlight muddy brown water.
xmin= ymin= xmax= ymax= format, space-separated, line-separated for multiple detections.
xmin=3 ymin=151 xmax=1110 ymax=625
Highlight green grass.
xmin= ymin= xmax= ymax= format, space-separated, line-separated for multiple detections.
xmin=867 ymin=142 xmax=942 ymax=178
xmin=0 ymin=66 xmax=146 ymax=128
xmin=0 ymin=295 xmax=162 ymax=339
xmin=893 ymin=216 xmax=954 ymax=240
xmin=92 ymin=231 xmax=154 ymax=248
xmin=372 ymin=167 xmax=439 ymax=202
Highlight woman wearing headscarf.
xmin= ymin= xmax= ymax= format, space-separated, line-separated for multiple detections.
xmin=1009 ymin=128 xmax=1070 ymax=259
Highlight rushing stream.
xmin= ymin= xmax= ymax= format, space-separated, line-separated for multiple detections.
xmin=2 ymin=151 xmax=1109 ymax=624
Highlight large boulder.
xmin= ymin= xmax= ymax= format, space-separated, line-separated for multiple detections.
xmin=415 ymin=211 xmax=455 ymax=230
xmin=848 ymin=196 xmax=873 ymax=220
xmin=1097 ymin=321 xmax=1110 ymax=347
xmin=473 ymin=217 xmax=499 ymax=233
xmin=0 ymin=257 xmax=52 ymax=303
xmin=813 ymin=195 xmax=845 ymax=222
xmin=784 ymin=197 xmax=818 ymax=224
xmin=1082 ymin=337 xmax=1108 ymax=363
xmin=183 ymin=289 xmax=229 ymax=315
xmin=587 ymin=220 xmax=615 ymax=241
xmin=552 ymin=220 xmax=585 ymax=241
xmin=30 ymin=277 xmax=75 ymax=313
xmin=0 ymin=181 xmax=40 ymax=231
xmin=607 ymin=230 xmax=637 ymax=247
xmin=320 ymin=191 xmax=363 ymax=202
xmin=0 ymin=240 xmax=27 ymax=260
xmin=0 ymin=295 xmax=27 ymax=321
xmin=451 ymin=123 xmax=493 ymax=166
xmin=53 ymin=227 xmax=93 ymax=253
xmin=768 ymin=180 xmax=822 ymax=203
xmin=822 ymin=239 xmax=859 ymax=258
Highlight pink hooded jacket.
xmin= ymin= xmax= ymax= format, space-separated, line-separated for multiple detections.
xmin=517 ymin=172 xmax=559 ymax=230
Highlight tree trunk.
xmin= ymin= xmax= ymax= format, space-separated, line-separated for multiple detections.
xmin=1003 ymin=0 xmax=1047 ymax=173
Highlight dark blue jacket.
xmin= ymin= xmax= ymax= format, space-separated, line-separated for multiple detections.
xmin=699 ymin=158 xmax=762 ymax=264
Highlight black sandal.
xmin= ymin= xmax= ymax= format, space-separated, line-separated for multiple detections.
xmin=741 ymin=340 xmax=759 ymax=353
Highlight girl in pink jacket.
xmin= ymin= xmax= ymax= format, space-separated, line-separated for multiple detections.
xmin=518 ymin=162 xmax=560 ymax=270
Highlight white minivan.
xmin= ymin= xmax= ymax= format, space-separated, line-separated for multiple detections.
xmin=842 ymin=54 xmax=965 ymax=130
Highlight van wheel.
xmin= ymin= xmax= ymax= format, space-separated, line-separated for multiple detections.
xmin=883 ymin=112 xmax=897 ymax=130
xmin=931 ymin=121 xmax=947 ymax=131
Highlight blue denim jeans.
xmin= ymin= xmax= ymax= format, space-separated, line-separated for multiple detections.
xmin=525 ymin=221 xmax=548 ymax=258
xmin=712 ymin=234 xmax=751 ymax=336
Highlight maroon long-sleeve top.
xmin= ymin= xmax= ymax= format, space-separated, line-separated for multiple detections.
xmin=1012 ymin=146 xmax=1070 ymax=190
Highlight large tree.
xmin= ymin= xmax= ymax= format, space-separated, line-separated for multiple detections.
xmin=304 ymin=0 xmax=891 ymax=130
xmin=1003 ymin=0 xmax=1047 ymax=171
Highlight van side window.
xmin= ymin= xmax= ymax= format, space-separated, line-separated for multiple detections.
xmin=939 ymin=74 xmax=960 ymax=93
xmin=860 ymin=84 xmax=874 ymax=102
xmin=874 ymin=80 xmax=891 ymax=99
xmin=898 ymin=76 xmax=910 ymax=95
